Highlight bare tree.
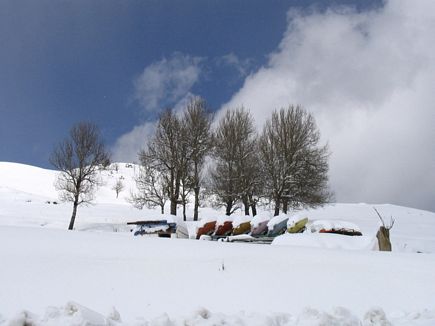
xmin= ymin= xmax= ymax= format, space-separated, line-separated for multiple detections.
xmin=182 ymin=97 xmax=213 ymax=220
xmin=209 ymin=108 xmax=259 ymax=216
xmin=178 ymin=124 xmax=192 ymax=221
xmin=374 ymin=207 xmax=395 ymax=251
xmin=130 ymin=154 xmax=167 ymax=214
xmin=233 ymin=109 xmax=258 ymax=216
xmin=245 ymin=147 xmax=262 ymax=216
xmin=50 ymin=122 xmax=110 ymax=230
xmin=179 ymin=175 xmax=191 ymax=221
xmin=145 ymin=109 xmax=184 ymax=216
xmin=112 ymin=178 xmax=124 ymax=198
xmin=258 ymin=106 xmax=331 ymax=216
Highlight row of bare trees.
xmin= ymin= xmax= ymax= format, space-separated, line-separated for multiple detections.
xmin=131 ymin=97 xmax=332 ymax=220
xmin=49 ymin=98 xmax=331 ymax=229
xmin=48 ymin=119 xmax=392 ymax=252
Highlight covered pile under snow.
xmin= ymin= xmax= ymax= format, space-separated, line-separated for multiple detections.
xmin=267 ymin=213 xmax=288 ymax=229
xmin=272 ymin=233 xmax=377 ymax=250
xmin=250 ymin=212 xmax=272 ymax=227
xmin=308 ymin=220 xmax=361 ymax=233
xmin=133 ymin=224 xmax=169 ymax=234
xmin=232 ymin=215 xmax=252 ymax=228
xmin=197 ymin=216 xmax=217 ymax=227
xmin=216 ymin=215 xmax=233 ymax=225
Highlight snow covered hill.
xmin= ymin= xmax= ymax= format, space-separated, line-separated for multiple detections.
xmin=0 ymin=161 xmax=137 ymax=204
xmin=1 ymin=161 xmax=435 ymax=325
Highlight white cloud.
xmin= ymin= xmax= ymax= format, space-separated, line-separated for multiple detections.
xmin=111 ymin=122 xmax=156 ymax=163
xmin=113 ymin=54 xmax=202 ymax=162
xmin=218 ymin=53 xmax=254 ymax=77
xmin=112 ymin=93 xmax=195 ymax=162
xmin=220 ymin=1 xmax=435 ymax=211
xmin=134 ymin=52 xmax=202 ymax=112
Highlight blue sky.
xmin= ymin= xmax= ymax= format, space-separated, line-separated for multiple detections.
xmin=2 ymin=0 xmax=435 ymax=212
xmin=0 ymin=0 xmax=380 ymax=168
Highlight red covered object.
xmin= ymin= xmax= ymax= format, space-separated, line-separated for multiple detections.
xmin=196 ymin=221 xmax=216 ymax=239
xmin=214 ymin=221 xmax=234 ymax=236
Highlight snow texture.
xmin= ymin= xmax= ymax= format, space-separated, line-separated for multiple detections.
xmin=250 ymin=211 xmax=272 ymax=228
xmin=232 ymin=215 xmax=252 ymax=228
xmin=1 ymin=162 xmax=435 ymax=325
xmin=267 ymin=213 xmax=289 ymax=229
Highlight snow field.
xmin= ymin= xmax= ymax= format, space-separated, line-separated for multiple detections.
xmin=1 ymin=162 xmax=435 ymax=325
xmin=1 ymin=226 xmax=435 ymax=325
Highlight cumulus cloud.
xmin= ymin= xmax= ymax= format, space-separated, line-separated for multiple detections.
xmin=134 ymin=52 xmax=202 ymax=112
xmin=113 ymin=54 xmax=202 ymax=161
xmin=111 ymin=122 xmax=156 ymax=163
xmin=220 ymin=1 xmax=435 ymax=211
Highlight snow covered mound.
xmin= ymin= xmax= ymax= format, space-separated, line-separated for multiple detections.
xmin=0 ymin=161 xmax=138 ymax=204
xmin=251 ymin=211 xmax=272 ymax=227
xmin=308 ymin=220 xmax=361 ymax=233
xmin=0 ymin=162 xmax=152 ymax=229
xmin=290 ymin=203 xmax=435 ymax=253
xmin=4 ymin=302 xmax=435 ymax=326
xmin=267 ymin=213 xmax=289 ymax=229
xmin=272 ymin=233 xmax=377 ymax=251
xmin=0 ymin=162 xmax=58 ymax=199
xmin=232 ymin=215 xmax=252 ymax=228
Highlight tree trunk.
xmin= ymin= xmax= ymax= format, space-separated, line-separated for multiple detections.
xmin=243 ymin=196 xmax=250 ymax=216
xmin=160 ymin=204 xmax=164 ymax=214
xmin=274 ymin=197 xmax=281 ymax=216
xmin=68 ymin=201 xmax=78 ymax=230
xmin=169 ymin=170 xmax=178 ymax=216
xmin=282 ymin=199 xmax=288 ymax=214
xmin=193 ymin=163 xmax=200 ymax=221
xmin=170 ymin=199 xmax=177 ymax=216
xmin=194 ymin=186 xmax=200 ymax=221
xmin=250 ymin=202 xmax=257 ymax=216
xmin=225 ymin=200 xmax=233 ymax=216
xmin=183 ymin=201 xmax=187 ymax=221
xmin=248 ymin=194 xmax=257 ymax=216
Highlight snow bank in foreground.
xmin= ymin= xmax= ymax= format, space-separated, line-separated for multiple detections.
xmin=4 ymin=302 xmax=435 ymax=326
xmin=272 ymin=233 xmax=377 ymax=250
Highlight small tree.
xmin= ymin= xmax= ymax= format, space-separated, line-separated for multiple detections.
xmin=131 ymin=153 xmax=167 ymax=214
xmin=50 ymin=122 xmax=110 ymax=230
xmin=112 ymin=178 xmax=124 ymax=198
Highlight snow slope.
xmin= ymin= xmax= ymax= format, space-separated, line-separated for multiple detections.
xmin=1 ymin=226 xmax=435 ymax=325
xmin=1 ymin=162 xmax=435 ymax=325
